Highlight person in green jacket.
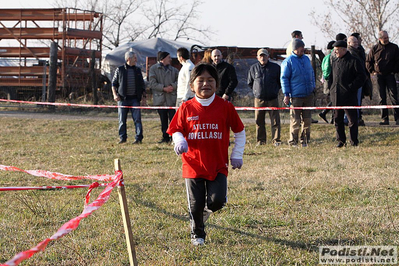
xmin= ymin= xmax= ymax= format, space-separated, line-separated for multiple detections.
xmin=319 ymin=41 xmax=336 ymax=123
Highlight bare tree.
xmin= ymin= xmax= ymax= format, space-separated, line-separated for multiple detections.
xmin=53 ymin=0 xmax=212 ymax=50
xmin=310 ymin=0 xmax=399 ymax=48
xmin=142 ymin=0 xmax=213 ymax=43
xmin=173 ymin=1 xmax=213 ymax=43
xmin=101 ymin=0 xmax=141 ymax=49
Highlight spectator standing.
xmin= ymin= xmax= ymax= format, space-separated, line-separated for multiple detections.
xmin=112 ymin=51 xmax=145 ymax=144
xmin=347 ymin=36 xmax=367 ymax=126
xmin=330 ymin=41 xmax=366 ymax=147
xmin=366 ymin=31 xmax=399 ymax=125
xmin=319 ymin=40 xmax=335 ymax=124
xmin=149 ymin=51 xmax=179 ymax=143
xmin=352 ymin=32 xmax=373 ymax=103
xmin=176 ymin=47 xmax=195 ymax=107
xmin=211 ymin=49 xmax=238 ymax=101
xmin=247 ymin=48 xmax=282 ymax=146
xmin=281 ymin=39 xmax=315 ymax=147
xmin=167 ymin=63 xmax=245 ymax=246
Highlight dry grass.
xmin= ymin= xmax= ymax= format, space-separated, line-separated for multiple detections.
xmin=0 ymin=112 xmax=398 ymax=265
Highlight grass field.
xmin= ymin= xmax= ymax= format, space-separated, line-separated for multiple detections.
xmin=0 ymin=110 xmax=398 ymax=265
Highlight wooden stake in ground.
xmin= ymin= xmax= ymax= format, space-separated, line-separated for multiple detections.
xmin=114 ymin=159 xmax=138 ymax=266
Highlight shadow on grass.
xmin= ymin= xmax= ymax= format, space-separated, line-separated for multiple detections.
xmin=130 ymin=188 xmax=363 ymax=253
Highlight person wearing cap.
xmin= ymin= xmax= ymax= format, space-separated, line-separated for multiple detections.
xmin=112 ymin=51 xmax=146 ymax=144
xmin=330 ymin=40 xmax=366 ymax=147
xmin=247 ymin=48 xmax=282 ymax=146
xmin=366 ymin=31 xmax=399 ymax=125
xmin=211 ymin=49 xmax=238 ymax=101
xmin=149 ymin=51 xmax=179 ymax=143
xmin=281 ymin=39 xmax=315 ymax=147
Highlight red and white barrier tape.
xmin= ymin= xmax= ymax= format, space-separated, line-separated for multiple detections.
xmin=0 ymin=164 xmax=115 ymax=182
xmin=0 ymin=183 xmax=107 ymax=192
xmin=1 ymin=98 xmax=398 ymax=111
xmin=0 ymin=170 xmax=123 ymax=266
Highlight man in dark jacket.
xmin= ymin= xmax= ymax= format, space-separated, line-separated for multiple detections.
xmin=330 ymin=41 xmax=366 ymax=147
xmin=366 ymin=31 xmax=399 ymax=125
xmin=248 ymin=48 xmax=281 ymax=146
xmin=112 ymin=51 xmax=146 ymax=144
xmin=211 ymin=49 xmax=238 ymax=101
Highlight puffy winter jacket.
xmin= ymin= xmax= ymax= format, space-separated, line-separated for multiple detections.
xmin=280 ymin=53 xmax=315 ymax=98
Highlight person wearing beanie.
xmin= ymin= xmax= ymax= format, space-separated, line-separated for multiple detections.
xmin=330 ymin=40 xmax=366 ymax=147
xmin=149 ymin=51 xmax=179 ymax=143
xmin=286 ymin=30 xmax=303 ymax=56
xmin=281 ymin=39 xmax=315 ymax=147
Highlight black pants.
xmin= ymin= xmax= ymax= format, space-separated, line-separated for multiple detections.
xmin=377 ymin=74 xmax=399 ymax=121
xmin=185 ymin=173 xmax=227 ymax=239
xmin=334 ymin=109 xmax=358 ymax=145
xmin=157 ymin=109 xmax=175 ymax=139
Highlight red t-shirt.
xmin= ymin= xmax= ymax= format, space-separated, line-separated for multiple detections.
xmin=167 ymin=96 xmax=244 ymax=181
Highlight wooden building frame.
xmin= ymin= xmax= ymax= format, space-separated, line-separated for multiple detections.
xmin=0 ymin=8 xmax=103 ymax=98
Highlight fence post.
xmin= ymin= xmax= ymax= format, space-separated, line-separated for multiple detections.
xmin=114 ymin=159 xmax=138 ymax=266
xmin=47 ymin=41 xmax=57 ymax=107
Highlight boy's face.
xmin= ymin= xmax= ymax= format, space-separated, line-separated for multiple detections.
xmin=191 ymin=70 xmax=216 ymax=99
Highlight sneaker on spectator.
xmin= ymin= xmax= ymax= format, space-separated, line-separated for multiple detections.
xmin=358 ymin=119 xmax=365 ymax=126
xmin=191 ymin=238 xmax=205 ymax=246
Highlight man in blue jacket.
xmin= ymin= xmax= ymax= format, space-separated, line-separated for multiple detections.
xmin=281 ymin=39 xmax=315 ymax=147
xmin=248 ymin=48 xmax=281 ymax=146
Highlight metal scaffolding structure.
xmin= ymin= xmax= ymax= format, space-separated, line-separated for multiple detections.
xmin=0 ymin=8 xmax=103 ymax=99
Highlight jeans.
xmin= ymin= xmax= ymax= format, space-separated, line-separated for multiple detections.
xmin=118 ymin=97 xmax=143 ymax=141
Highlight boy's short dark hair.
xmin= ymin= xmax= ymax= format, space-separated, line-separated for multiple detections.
xmin=291 ymin=30 xmax=302 ymax=38
xmin=189 ymin=63 xmax=219 ymax=89
xmin=177 ymin=47 xmax=190 ymax=60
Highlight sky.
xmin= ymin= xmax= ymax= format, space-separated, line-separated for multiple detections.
xmin=0 ymin=0 xmax=333 ymax=50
